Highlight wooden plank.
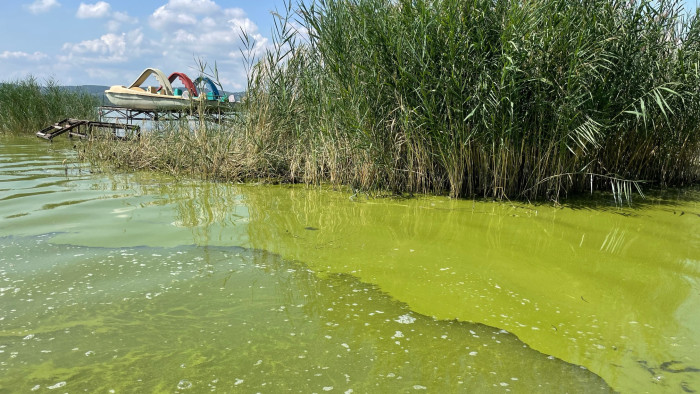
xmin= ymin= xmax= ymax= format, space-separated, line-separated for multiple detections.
xmin=36 ymin=118 xmax=141 ymax=140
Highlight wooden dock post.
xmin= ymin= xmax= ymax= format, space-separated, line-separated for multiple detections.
xmin=36 ymin=118 xmax=140 ymax=141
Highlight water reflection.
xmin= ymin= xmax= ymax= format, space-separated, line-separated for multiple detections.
xmin=2 ymin=135 xmax=698 ymax=392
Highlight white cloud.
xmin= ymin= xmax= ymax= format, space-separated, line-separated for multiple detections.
xmin=149 ymin=6 xmax=198 ymax=30
xmin=162 ymin=0 xmax=219 ymax=14
xmin=74 ymin=4 xmax=137 ymax=33
xmin=76 ymin=1 xmax=111 ymax=19
xmin=106 ymin=11 xmax=137 ymax=32
xmin=106 ymin=20 xmax=120 ymax=32
xmin=126 ymin=29 xmax=144 ymax=48
xmin=27 ymin=0 xmax=60 ymax=14
xmin=0 ymin=51 xmax=55 ymax=83
xmin=149 ymin=1 xmax=269 ymax=59
xmin=60 ymin=29 xmax=145 ymax=64
xmin=172 ymin=30 xmax=198 ymax=44
xmin=143 ymin=0 xmax=272 ymax=90
xmin=63 ymin=33 xmax=125 ymax=56
xmin=12 ymin=0 xmax=270 ymax=89
xmin=0 ymin=51 xmax=49 ymax=61
xmin=112 ymin=11 xmax=132 ymax=23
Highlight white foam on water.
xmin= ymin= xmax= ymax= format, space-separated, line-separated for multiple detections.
xmin=47 ymin=382 xmax=66 ymax=390
xmin=177 ymin=379 xmax=192 ymax=390
xmin=395 ymin=314 xmax=416 ymax=324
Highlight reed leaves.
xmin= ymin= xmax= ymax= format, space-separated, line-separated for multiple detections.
xmin=77 ymin=0 xmax=700 ymax=202
xmin=241 ymin=0 xmax=700 ymax=200
xmin=0 ymin=76 xmax=98 ymax=134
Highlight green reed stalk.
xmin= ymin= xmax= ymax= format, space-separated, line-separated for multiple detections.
xmin=239 ymin=0 xmax=699 ymax=200
xmin=0 ymin=76 xmax=99 ymax=134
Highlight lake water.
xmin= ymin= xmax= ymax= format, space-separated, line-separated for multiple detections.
xmin=0 ymin=135 xmax=698 ymax=392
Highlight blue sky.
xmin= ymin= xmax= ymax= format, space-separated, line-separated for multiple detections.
xmin=0 ymin=0 xmax=291 ymax=91
xmin=0 ymin=0 xmax=698 ymax=91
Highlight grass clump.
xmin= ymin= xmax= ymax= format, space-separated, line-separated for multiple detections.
xmin=0 ymin=76 xmax=99 ymax=134
xmin=82 ymin=0 xmax=700 ymax=201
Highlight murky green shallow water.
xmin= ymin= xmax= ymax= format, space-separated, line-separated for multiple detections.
xmin=0 ymin=135 xmax=698 ymax=393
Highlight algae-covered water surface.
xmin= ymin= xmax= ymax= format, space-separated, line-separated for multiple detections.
xmin=0 ymin=135 xmax=698 ymax=392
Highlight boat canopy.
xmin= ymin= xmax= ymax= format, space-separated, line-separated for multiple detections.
xmin=128 ymin=68 xmax=174 ymax=96
xmin=194 ymin=77 xmax=220 ymax=98
xmin=167 ymin=72 xmax=197 ymax=96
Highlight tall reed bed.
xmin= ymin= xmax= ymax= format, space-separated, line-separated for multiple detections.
xmin=81 ymin=0 xmax=699 ymax=201
xmin=242 ymin=0 xmax=700 ymax=200
xmin=0 ymin=76 xmax=98 ymax=134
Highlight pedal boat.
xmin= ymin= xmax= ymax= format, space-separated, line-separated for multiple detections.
xmin=105 ymin=68 xmax=205 ymax=111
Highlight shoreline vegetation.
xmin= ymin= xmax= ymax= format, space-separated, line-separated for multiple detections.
xmin=0 ymin=77 xmax=98 ymax=134
xmin=4 ymin=0 xmax=700 ymax=202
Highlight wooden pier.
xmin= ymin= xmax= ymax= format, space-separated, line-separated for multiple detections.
xmin=36 ymin=104 xmax=237 ymax=141
xmin=36 ymin=118 xmax=140 ymax=141
xmin=98 ymin=105 xmax=236 ymax=125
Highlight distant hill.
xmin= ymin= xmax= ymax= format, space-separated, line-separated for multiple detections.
xmin=60 ymin=85 xmax=111 ymax=105
xmin=60 ymin=85 xmax=244 ymax=104
xmin=61 ymin=85 xmax=108 ymax=95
